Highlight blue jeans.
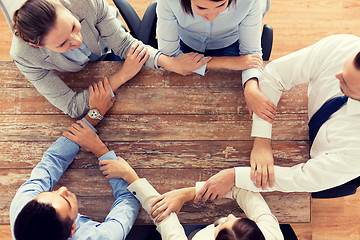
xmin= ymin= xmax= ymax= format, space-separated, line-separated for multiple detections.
xmin=179 ymin=40 xmax=240 ymax=57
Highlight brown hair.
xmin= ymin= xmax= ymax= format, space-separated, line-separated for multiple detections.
xmin=180 ymin=0 xmax=235 ymax=16
xmin=215 ymin=218 xmax=265 ymax=240
xmin=13 ymin=0 xmax=57 ymax=46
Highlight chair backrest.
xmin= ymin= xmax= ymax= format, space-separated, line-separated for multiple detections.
xmin=0 ymin=0 xmax=26 ymax=32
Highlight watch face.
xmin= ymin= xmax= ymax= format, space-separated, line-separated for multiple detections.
xmin=88 ymin=109 xmax=103 ymax=120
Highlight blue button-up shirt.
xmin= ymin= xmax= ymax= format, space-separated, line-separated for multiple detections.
xmin=156 ymin=0 xmax=264 ymax=85
xmin=9 ymin=118 xmax=140 ymax=240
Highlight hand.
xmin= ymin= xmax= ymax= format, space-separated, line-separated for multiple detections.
xmin=62 ymin=120 xmax=108 ymax=157
xmin=121 ymin=42 xmax=149 ymax=80
xmin=89 ymin=77 xmax=115 ymax=116
xmin=160 ymin=52 xmax=211 ymax=76
xmin=99 ymin=157 xmax=139 ymax=184
xmin=149 ymin=188 xmax=194 ymax=222
xmin=250 ymin=137 xmax=275 ymax=189
xmin=231 ymin=54 xmax=263 ymax=70
xmin=194 ymin=168 xmax=235 ymax=203
xmin=244 ymin=78 xmax=276 ymax=123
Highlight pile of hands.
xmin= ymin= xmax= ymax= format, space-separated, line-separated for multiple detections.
xmin=60 ymin=42 xmax=279 ymax=223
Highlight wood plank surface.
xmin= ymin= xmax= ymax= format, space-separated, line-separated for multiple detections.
xmin=0 ymin=140 xmax=309 ymax=169
xmin=0 ymin=114 xmax=308 ymax=141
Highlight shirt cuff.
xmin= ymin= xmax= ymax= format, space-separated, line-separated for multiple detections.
xmin=108 ymin=84 xmax=115 ymax=99
xmin=98 ymin=150 xmax=117 ymax=161
xmin=153 ymin=51 xmax=161 ymax=69
xmin=192 ymin=57 xmax=209 ymax=76
xmin=80 ymin=118 xmax=97 ymax=133
xmin=235 ymin=167 xmax=257 ymax=190
xmin=195 ymin=181 xmax=206 ymax=194
xmin=242 ymin=68 xmax=262 ymax=87
xmin=127 ymin=178 xmax=159 ymax=210
xmin=251 ymin=114 xmax=272 ymax=138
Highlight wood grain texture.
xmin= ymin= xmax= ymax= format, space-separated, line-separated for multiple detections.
xmin=0 ymin=140 xmax=309 ymax=169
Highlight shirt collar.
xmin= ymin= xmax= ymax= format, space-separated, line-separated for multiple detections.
xmin=346 ymin=98 xmax=360 ymax=116
xmin=192 ymin=224 xmax=215 ymax=240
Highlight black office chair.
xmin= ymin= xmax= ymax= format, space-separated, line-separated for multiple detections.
xmin=112 ymin=0 xmax=273 ymax=60
xmin=312 ymin=176 xmax=360 ymax=199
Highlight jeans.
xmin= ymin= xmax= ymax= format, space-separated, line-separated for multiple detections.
xmin=179 ymin=40 xmax=240 ymax=57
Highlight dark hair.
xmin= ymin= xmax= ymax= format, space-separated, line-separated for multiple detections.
xmin=216 ymin=218 xmax=265 ymax=240
xmin=14 ymin=199 xmax=73 ymax=240
xmin=180 ymin=0 xmax=236 ymax=16
xmin=354 ymin=51 xmax=360 ymax=70
xmin=13 ymin=0 xmax=57 ymax=46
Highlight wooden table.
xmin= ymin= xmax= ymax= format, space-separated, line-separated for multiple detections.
xmin=0 ymin=61 xmax=310 ymax=225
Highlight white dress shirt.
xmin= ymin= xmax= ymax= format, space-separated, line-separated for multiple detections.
xmin=236 ymin=34 xmax=360 ymax=192
xmin=128 ymin=179 xmax=283 ymax=240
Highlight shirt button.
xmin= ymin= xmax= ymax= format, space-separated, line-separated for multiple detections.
xmin=132 ymin=191 xmax=136 ymax=195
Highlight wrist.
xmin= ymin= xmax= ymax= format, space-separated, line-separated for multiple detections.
xmin=110 ymin=71 xmax=128 ymax=91
xmin=157 ymin=54 xmax=173 ymax=70
xmin=244 ymin=78 xmax=259 ymax=91
xmin=84 ymin=115 xmax=101 ymax=127
xmin=126 ymin=173 xmax=140 ymax=184
xmin=181 ymin=187 xmax=196 ymax=202
xmin=93 ymin=143 xmax=110 ymax=158
xmin=254 ymin=137 xmax=271 ymax=147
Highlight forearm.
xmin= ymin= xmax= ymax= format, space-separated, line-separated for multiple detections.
xmin=157 ymin=54 xmax=175 ymax=71
xmin=206 ymin=56 xmax=233 ymax=70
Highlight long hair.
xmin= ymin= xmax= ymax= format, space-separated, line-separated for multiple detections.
xmin=13 ymin=0 xmax=57 ymax=46
xmin=216 ymin=218 xmax=265 ymax=240
xmin=180 ymin=0 xmax=236 ymax=16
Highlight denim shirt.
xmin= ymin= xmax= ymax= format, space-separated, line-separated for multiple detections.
xmin=156 ymin=0 xmax=264 ymax=85
xmin=9 ymin=118 xmax=140 ymax=240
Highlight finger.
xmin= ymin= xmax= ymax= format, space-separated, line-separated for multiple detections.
xmin=157 ymin=208 xmax=172 ymax=223
xmin=250 ymin=162 xmax=256 ymax=182
xmin=266 ymin=100 xmax=277 ymax=113
xmin=103 ymin=77 xmax=111 ymax=93
xmin=88 ymin=84 xmax=94 ymax=94
xmin=97 ymin=79 xmax=105 ymax=93
xmin=93 ymin=81 xmax=99 ymax=93
xmin=140 ymin=53 xmax=150 ymax=64
xmin=209 ymin=193 xmax=218 ymax=201
xmin=76 ymin=120 xmax=89 ymax=129
xmin=150 ymin=195 xmax=165 ymax=208
xmin=194 ymin=185 xmax=207 ymax=203
xmin=71 ymin=123 xmax=83 ymax=132
xmin=201 ymin=188 xmax=212 ymax=202
xmin=62 ymin=131 xmax=75 ymax=141
xmin=129 ymin=42 xmax=140 ymax=55
xmin=150 ymin=200 xmax=165 ymax=217
xmin=134 ymin=45 xmax=145 ymax=57
xmin=261 ymin=112 xmax=274 ymax=124
xmin=66 ymin=126 xmax=79 ymax=135
xmin=193 ymin=53 xmax=203 ymax=63
xmin=137 ymin=47 xmax=147 ymax=60
xmin=256 ymin=165 xmax=262 ymax=188
xmin=99 ymin=160 xmax=112 ymax=167
xmin=196 ymin=56 xmax=211 ymax=67
xmin=261 ymin=167 xmax=268 ymax=190
xmin=268 ymin=165 xmax=275 ymax=188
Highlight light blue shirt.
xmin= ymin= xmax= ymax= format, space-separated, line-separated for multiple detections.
xmin=156 ymin=0 xmax=264 ymax=85
xmin=9 ymin=118 xmax=140 ymax=240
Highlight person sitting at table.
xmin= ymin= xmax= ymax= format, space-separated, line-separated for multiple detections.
xmin=9 ymin=79 xmax=142 ymax=240
xmin=156 ymin=0 xmax=276 ymax=122
xmin=192 ymin=34 xmax=360 ymax=200
xmin=98 ymin=160 xmax=283 ymax=240
xmin=11 ymin=0 xmax=210 ymax=118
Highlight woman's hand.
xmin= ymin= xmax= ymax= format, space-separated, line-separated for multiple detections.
xmin=244 ymin=78 xmax=276 ymax=123
xmin=99 ymin=157 xmax=139 ymax=184
xmin=89 ymin=77 xmax=115 ymax=116
xmin=149 ymin=187 xmax=195 ymax=222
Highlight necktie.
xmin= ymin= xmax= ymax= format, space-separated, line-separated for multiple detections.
xmin=308 ymin=95 xmax=348 ymax=147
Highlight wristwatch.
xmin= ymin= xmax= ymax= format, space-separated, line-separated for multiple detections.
xmin=87 ymin=109 xmax=103 ymax=120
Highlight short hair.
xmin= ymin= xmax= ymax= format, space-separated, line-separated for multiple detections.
xmin=180 ymin=0 xmax=236 ymax=16
xmin=354 ymin=51 xmax=360 ymax=70
xmin=215 ymin=218 xmax=265 ymax=240
xmin=12 ymin=0 xmax=57 ymax=46
xmin=14 ymin=199 xmax=73 ymax=240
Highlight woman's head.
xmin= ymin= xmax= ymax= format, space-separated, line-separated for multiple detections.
xmin=13 ymin=0 xmax=83 ymax=52
xmin=214 ymin=214 xmax=265 ymax=240
xmin=180 ymin=0 xmax=235 ymax=21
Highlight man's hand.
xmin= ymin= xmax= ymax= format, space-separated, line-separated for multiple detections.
xmin=149 ymin=187 xmax=195 ymax=222
xmin=89 ymin=77 xmax=115 ymax=116
xmin=158 ymin=52 xmax=211 ymax=76
xmin=63 ymin=120 xmax=109 ymax=158
xmin=194 ymin=168 xmax=235 ymax=203
xmin=244 ymin=78 xmax=276 ymax=123
xmin=99 ymin=157 xmax=139 ymax=184
xmin=250 ymin=137 xmax=275 ymax=189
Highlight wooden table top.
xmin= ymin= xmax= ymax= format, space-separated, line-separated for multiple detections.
xmin=0 ymin=61 xmax=310 ymax=224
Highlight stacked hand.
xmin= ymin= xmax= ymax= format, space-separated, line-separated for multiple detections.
xmin=99 ymin=157 xmax=139 ymax=184
xmin=89 ymin=77 xmax=115 ymax=116
xmin=231 ymin=54 xmax=263 ymax=70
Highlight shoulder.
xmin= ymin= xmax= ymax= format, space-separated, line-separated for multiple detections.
xmin=10 ymin=37 xmax=42 ymax=65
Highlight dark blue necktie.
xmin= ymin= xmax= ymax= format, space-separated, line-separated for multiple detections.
xmin=308 ymin=95 xmax=348 ymax=147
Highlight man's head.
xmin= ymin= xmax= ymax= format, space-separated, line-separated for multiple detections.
xmin=335 ymin=51 xmax=360 ymax=101
xmin=214 ymin=214 xmax=265 ymax=240
xmin=13 ymin=0 xmax=83 ymax=52
xmin=14 ymin=186 xmax=78 ymax=240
